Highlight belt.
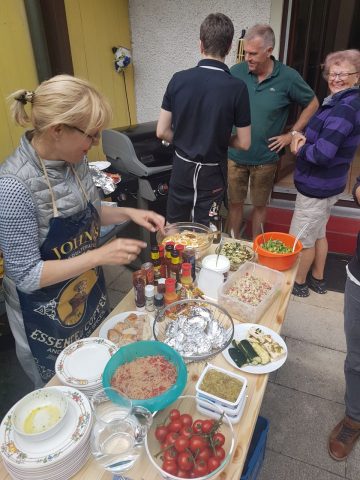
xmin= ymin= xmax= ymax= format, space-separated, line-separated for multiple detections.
xmin=175 ymin=150 xmax=219 ymax=221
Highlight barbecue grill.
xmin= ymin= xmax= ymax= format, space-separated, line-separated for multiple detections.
xmin=102 ymin=121 xmax=174 ymax=260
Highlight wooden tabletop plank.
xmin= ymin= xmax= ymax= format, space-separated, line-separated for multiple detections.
xmin=0 ymin=249 xmax=297 ymax=480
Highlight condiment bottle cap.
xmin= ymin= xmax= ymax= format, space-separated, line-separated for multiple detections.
xmin=145 ymin=285 xmax=155 ymax=297
xmin=165 ymin=277 xmax=176 ymax=291
xmin=158 ymin=278 xmax=166 ymax=285
xmin=181 ymin=262 xmax=191 ymax=274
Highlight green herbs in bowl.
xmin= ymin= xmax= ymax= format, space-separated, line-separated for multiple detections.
xmin=260 ymin=238 xmax=292 ymax=254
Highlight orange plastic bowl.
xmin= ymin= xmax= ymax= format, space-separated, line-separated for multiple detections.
xmin=253 ymin=232 xmax=302 ymax=271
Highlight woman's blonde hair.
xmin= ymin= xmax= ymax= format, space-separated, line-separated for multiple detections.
xmin=322 ymin=49 xmax=360 ymax=80
xmin=8 ymin=74 xmax=112 ymax=134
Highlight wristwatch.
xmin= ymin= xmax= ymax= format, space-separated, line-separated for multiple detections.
xmin=290 ymin=130 xmax=301 ymax=137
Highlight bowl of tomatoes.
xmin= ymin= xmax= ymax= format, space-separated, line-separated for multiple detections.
xmin=145 ymin=394 xmax=234 ymax=479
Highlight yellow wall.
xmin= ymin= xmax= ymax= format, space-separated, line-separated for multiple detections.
xmin=0 ymin=0 xmax=38 ymax=161
xmin=64 ymin=0 xmax=136 ymax=160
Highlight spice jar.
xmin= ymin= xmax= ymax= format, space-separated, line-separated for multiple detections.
xmin=141 ymin=262 xmax=154 ymax=285
xmin=145 ymin=284 xmax=155 ymax=312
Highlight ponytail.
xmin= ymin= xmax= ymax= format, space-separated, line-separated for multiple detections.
xmin=8 ymin=90 xmax=35 ymax=127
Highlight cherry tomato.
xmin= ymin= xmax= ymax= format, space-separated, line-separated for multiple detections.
xmin=180 ymin=425 xmax=193 ymax=439
xmin=192 ymin=419 xmax=203 ymax=434
xmin=177 ymin=469 xmax=190 ymax=478
xmin=189 ymin=435 xmax=206 ymax=453
xmin=175 ymin=435 xmax=190 ymax=452
xmin=212 ymin=432 xmax=225 ymax=447
xmin=214 ymin=446 xmax=226 ymax=461
xmin=177 ymin=451 xmax=194 ymax=471
xmin=169 ymin=408 xmax=181 ymax=421
xmin=180 ymin=413 xmax=193 ymax=427
xmin=201 ymin=419 xmax=214 ymax=434
xmin=168 ymin=420 xmax=182 ymax=433
xmin=193 ymin=459 xmax=209 ymax=477
xmin=155 ymin=425 xmax=168 ymax=443
xmin=208 ymin=456 xmax=221 ymax=472
xmin=197 ymin=446 xmax=212 ymax=462
xmin=166 ymin=431 xmax=180 ymax=445
xmin=162 ymin=460 xmax=178 ymax=475
xmin=163 ymin=447 xmax=178 ymax=462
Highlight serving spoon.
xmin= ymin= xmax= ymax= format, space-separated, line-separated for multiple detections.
xmin=292 ymin=223 xmax=309 ymax=252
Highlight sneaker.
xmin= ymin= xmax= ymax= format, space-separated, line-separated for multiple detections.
xmin=328 ymin=416 xmax=360 ymax=461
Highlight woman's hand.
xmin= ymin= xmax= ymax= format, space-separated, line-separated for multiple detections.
xmin=96 ymin=238 xmax=147 ymax=266
xmin=290 ymin=133 xmax=306 ymax=154
xmin=125 ymin=208 xmax=165 ymax=233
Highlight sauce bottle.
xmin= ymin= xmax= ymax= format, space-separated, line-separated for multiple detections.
xmin=150 ymin=246 xmax=161 ymax=284
xmin=157 ymin=278 xmax=166 ymax=294
xmin=175 ymin=244 xmax=185 ymax=263
xmin=154 ymin=293 xmax=164 ymax=315
xmin=170 ymin=250 xmax=181 ymax=282
xmin=183 ymin=247 xmax=196 ymax=281
xmin=158 ymin=244 xmax=167 ymax=278
xmin=180 ymin=262 xmax=193 ymax=288
xmin=164 ymin=278 xmax=178 ymax=306
xmin=165 ymin=243 xmax=175 ymax=278
xmin=132 ymin=270 xmax=146 ymax=311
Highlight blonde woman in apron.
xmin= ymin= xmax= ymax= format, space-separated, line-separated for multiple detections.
xmin=0 ymin=75 xmax=164 ymax=387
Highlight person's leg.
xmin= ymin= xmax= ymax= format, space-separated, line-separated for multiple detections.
xmin=252 ymin=206 xmax=267 ymax=239
xmin=194 ymin=187 xmax=225 ymax=227
xmin=226 ymin=161 xmax=249 ymax=238
xmin=166 ymin=182 xmax=193 ymax=223
xmin=312 ymin=237 xmax=328 ymax=279
xmin=328 ymin=277 xmax=360 ymax=461
xmin=295 ymin=246 xmax=315 ymax=284
xmin=249 ymin=163 xmax=277 ymax=240
xmin=226 ymin=202 xmax=244 ymax=239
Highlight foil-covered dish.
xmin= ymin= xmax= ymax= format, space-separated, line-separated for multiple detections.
xmin=88 ymin=164 xmax=121 ymax=195
xmin=153 ymin=299 xmax=234 ymax=362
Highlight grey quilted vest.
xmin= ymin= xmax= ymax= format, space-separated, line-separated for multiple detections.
xmin=0 ymin=132 xmax=100 ymax=310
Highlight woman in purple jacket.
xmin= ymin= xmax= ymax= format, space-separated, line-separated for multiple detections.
xmin=328 ymin=176 xmax=360 ymax=461
xmin=290 ymin=49 xmax=360 ymax=297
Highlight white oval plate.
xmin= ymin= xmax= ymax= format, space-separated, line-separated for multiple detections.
xmin=98 ymin=310 xmax=153 ymax=347
xmin=222 ymin=323 xmax=287 ymax=374
xmin=89 ymin=160 xmax=111 ymax=170
xmin=55 ymin=337 xmax=117 ymax=386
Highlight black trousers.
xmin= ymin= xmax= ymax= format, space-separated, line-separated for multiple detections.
xmin=166 ymin=181 xmax=224 ymax=226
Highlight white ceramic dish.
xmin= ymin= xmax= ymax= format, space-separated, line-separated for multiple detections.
xmin=196 ymin=384 xmax=248 ymax=417
xmin=196 ymin=393 xmax=246 ymax=425
xmin=98 ymin=310 xmax=153 ymax=347
xmin=222 ymin=323 xmax=288 ymax=374
xmin=195 ymin=363 xmax=247 ymax=409
xmin=55 ymin=337 xmax=117 ymax=387
xmin=12 ymin=388 xmax=68 ymax=442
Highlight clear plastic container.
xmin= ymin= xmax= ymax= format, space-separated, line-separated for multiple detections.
xmin=217 ymin=262 xmax=285 ymax=323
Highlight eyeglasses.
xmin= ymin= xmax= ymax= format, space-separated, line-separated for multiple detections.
xmin=327 ymin=71 xmax=359 ymax=80
xmin=64 ymin=124 xmax=101 ymax=143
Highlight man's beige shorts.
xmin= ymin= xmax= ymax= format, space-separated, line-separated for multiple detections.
xmin=289 ymin=192 xmax=341 ymax=248
xmin=227 ymin=160 xmax=278 ymax=206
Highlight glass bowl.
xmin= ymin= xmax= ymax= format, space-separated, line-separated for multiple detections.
xmin=215 ymin=239 xmax=255 ymax=271
xmin=12 ymin=387 xmax=68 ymax=442
xmin=102 ymin=340 xmax=187 ymax=413
xmin=145 ymin=394 xmax=235 ymax=480
xmin=156 ymin=222 xmax=214 ymax=259
xmin=153 ymin=299 xmax=234 ymax=362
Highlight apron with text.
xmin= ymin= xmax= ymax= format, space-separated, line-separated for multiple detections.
xmin=17 ymin=160 xmax=109 ymax=382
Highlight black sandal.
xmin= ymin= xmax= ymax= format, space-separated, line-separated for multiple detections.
xmin=292 ymin=282 xmax=310 ymax=297
xmin=307 ymin=273 xmax=327 ymax=294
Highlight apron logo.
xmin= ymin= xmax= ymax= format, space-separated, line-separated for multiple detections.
xmin=34 ymin=299 xmax=57 ymax=320
xmin=51 ymin=227 xmax=99 ymax=260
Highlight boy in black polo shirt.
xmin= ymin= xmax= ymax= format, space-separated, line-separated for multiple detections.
xmin=157 ymin=12 xmax=251 ymax=226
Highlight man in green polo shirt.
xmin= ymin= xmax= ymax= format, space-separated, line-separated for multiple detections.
xmin=227 ymin=24 xmax=319 ymax=239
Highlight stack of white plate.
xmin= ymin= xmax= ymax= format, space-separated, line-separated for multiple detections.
xmin=195 ymin=364 xmax=248 ymax=424
xmin=55 ymin=337 xmax=117 ymax=398
xmin=0 ymin=386 xmax=92 ymax=480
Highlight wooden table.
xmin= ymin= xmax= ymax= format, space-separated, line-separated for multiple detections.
xmin=0 ymin=254 xmax=298 ymax=480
